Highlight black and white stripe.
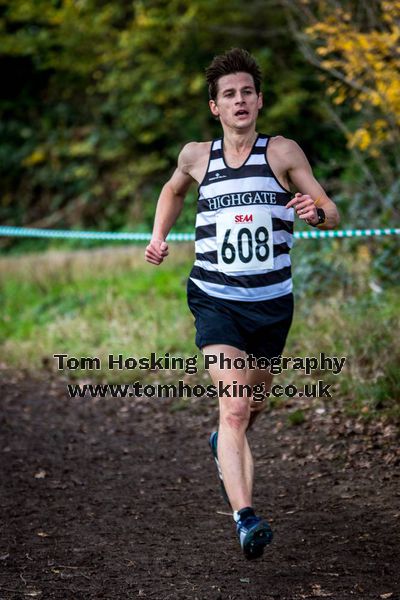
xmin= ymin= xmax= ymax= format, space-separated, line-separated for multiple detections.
xmin=189 ymin=134 xmax=294 ymax=301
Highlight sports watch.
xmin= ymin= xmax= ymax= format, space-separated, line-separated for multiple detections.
xmin=308 ymin=208 xmax=326 ymax=227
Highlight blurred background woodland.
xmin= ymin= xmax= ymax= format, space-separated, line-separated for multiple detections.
xmin=1 ymin=0 xmax=399 ymax=238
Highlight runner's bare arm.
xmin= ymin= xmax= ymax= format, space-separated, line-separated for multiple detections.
xmin=145 ymin=144 xmax=195 ymax=265
xmin=282 ymin=139 xmax=340 ymax=229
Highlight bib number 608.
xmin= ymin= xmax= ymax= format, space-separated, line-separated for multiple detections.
xmin=221 ymin=226 xmax=270 ymax=264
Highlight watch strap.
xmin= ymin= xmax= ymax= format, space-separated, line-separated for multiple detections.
xmin=308 ymin=207 xmax=326 ymax=227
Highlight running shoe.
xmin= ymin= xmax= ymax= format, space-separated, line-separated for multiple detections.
xmin=209 ymin=431 xmax=231 ymax=507
xmin=236 ymin=514 xmax=273 ymax=560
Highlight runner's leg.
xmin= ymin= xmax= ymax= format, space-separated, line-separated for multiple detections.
xmin=247 ymin=370 xmax=273 ymax=430
xmin=203 ymin=344 xmax=254 ymax=511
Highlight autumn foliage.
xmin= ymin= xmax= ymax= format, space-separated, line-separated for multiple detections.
xmin=303 ymin=0 xmax=400 ymax=156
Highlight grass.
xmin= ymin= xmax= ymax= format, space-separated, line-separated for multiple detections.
xmin=0 ymin=241 xmax=399 ymax=422
xmin=287 ymin=409 xmax=306 ymax=426
xmin=0 ymin=244 xmax=197 ymax=382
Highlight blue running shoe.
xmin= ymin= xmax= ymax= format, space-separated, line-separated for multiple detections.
xmin=236 ymin=515 xmax=273 ymax=560
xmin=209 ymin=431 xmax=231 ymax=507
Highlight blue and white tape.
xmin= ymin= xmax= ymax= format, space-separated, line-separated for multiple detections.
xmin=0 ymin=226 xmax=399 ymax=242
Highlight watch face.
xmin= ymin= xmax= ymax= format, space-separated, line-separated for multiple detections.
xmin=317 ymin=208 xmax=326 ymax=224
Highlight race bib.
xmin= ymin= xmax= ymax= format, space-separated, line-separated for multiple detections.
xmin=216 ymin=206 xmax=274 ymax=273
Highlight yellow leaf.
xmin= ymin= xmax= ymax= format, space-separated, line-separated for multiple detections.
xmin=22 ymin=149 xmax=46 ymax=167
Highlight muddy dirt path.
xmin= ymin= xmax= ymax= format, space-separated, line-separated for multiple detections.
xmin=1 ymin=371 xmax=399 ymax=600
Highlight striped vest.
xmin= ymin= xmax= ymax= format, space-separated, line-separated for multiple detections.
xmin=189 ymin=134 xmax=294 ymax=301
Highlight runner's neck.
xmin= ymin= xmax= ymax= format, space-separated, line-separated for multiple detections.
xmin=222 ymin=130 xmax=258 ymax=156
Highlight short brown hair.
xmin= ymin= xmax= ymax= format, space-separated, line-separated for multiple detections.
xmin=206 ymin=48 xmax=262 ymax=101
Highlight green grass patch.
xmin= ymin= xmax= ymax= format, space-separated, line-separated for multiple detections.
xmin=0 ymin=243 xmax=399 ymax=423
xmin=0 ymin=245 xmax=197 ymax=382
xmin=287 ymin=409 xmax=306 ymax=426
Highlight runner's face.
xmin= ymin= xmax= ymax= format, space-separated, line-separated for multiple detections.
xmin=209 ymin=72 xmax=262 ymax=131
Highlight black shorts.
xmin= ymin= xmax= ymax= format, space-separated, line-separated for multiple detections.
xmin=187 ymin=278 xmax=293 ymax=361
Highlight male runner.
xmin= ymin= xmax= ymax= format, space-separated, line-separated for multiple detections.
xmin=145 ymin=48 xmax=340 ymax=559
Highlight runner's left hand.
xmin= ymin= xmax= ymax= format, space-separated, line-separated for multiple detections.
xmin=286 ymin=193 xmax=318 ymax=225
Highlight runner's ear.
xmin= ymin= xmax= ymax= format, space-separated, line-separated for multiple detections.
xmin=209 ymin=99 xmax=219 ymax=119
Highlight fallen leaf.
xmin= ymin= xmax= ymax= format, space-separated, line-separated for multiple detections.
xmin=34 ymin=470 xmax=46 ymax=479
xmin=311 ymin=583 xmax=333 ymax=597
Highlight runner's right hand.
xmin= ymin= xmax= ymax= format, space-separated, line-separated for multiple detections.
xmin=145 ymin=239 xmax=169 ymax=265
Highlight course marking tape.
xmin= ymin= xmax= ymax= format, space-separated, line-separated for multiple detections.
xmin=0 ymin=226 xmax=399 ymax=241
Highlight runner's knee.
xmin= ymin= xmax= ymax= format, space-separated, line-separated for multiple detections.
xmin=220 ymin=397 xmax=250 ymax=430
